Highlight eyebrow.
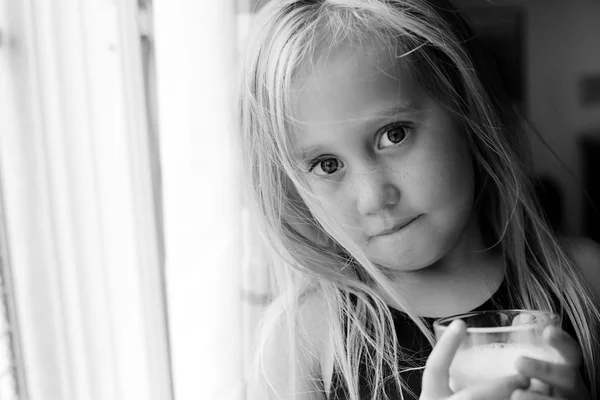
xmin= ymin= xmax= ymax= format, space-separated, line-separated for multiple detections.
xmin=297 ymin=145 xmax=326 ymax=165
xmin=374 ymin=102 xmax=419 ymax=118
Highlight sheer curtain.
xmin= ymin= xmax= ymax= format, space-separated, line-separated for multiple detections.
xmin=0 ymin=0 xmax=171 ymax=399
xmin=153 ymin=1 xmax=244 ymax=399
xmin=236 ymin=1 xmax=273 ymax=391
xmin=1 ymin=0 xmax=263 ymax=399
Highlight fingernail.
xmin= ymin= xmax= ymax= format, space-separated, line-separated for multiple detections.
xmin=449 ymin=319 xmax=464 ymax=331
xmin=514 ymin=356 xmax=528 ymax=371
xmin=517 ymin=375 xmax=530 ymax=388
xmin=544 ymin=325 xmax=560 ymax=339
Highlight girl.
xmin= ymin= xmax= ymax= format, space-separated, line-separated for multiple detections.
xmin=238 ymin=0 xmax=600 ymax=399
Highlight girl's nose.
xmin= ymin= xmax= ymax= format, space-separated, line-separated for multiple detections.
xmin=354 ymin=170 xmax=400 ymax=216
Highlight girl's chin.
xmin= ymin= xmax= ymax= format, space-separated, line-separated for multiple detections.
xmin=367 ymin=254 xmax=425 ymax=274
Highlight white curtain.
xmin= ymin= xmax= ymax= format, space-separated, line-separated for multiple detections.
xmin=0 ymin=1 xmax=171 ymax=399
xmin=153 ymin=2 xmax=244 ymax=399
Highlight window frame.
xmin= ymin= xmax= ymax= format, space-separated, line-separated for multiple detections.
xmin=0 ymin=0 xmax=172 ymax=399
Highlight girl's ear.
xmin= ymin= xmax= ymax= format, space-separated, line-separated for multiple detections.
xmin=283 ymin=180 xmax=335 ymax=249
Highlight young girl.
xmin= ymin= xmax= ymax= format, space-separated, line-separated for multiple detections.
xmin=238 ymin=0 xmax=600 ymax=399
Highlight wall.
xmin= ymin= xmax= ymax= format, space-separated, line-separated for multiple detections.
xmin=526 ymin=0 xmax=600 ymax=236
xmin=458 ymin=0 xmax=600 ymax=235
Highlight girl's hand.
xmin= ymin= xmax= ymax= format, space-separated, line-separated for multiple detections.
xmin=421 ymin=320 xmax=530 ymax=400
xmin=513 ymin=326 xmax=590 ymax=400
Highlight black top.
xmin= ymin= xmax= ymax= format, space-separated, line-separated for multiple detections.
xmin=329 ymin=279 xmax=580 ymax=399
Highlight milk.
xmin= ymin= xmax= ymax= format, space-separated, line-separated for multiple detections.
xmin=449 ymin=342 xmax=565 ymax=392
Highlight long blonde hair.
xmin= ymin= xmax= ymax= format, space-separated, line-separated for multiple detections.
xmin=239 ymin=1 xmax=600 ymax=399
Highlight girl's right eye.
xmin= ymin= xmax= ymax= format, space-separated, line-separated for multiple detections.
xmin=309 ymin=157 xmax=344 ymax=176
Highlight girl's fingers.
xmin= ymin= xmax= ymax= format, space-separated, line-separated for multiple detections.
xmin=509 ymin=313 xmax=536 ymax=344
xmin=451 ymin=375 xmax=530 ymax=400
xmin=543 ymin=326 xmax=582 ymax=366
xmin=421 ymin=319 xmax=466 ymax=398
xmin=515 ymin=357 xmax=577 ymax=393
xmin=515 ymin=326 xmax=585 ymax=395
xmin=510 ymin=389 xmax=565 ymax=400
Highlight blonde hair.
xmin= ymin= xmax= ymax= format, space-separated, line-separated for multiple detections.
xmin=239 ymin=0 xmax=600 ymax=399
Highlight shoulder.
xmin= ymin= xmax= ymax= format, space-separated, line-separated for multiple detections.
xmin=561 ymin=236 xmax=600 ymax=303
xmin=252 ymin=292 xmax=332 ymax=400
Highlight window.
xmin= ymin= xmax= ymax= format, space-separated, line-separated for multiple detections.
xmin=0 ymin=1 xmax=267 ymax=399
xmin=0 ymin=0 xmax=171 ymax=399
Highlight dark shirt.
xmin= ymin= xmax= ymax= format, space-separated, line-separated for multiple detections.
xmin=329 ymin=279 xmax=580 ymax=399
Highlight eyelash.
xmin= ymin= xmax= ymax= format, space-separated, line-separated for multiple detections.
xmin=308 ymin=156 xmax=337 ymax=173
xmin=306 ymin=121 xmax=413 ymax=175
xmin=375 ymin=122 xmax=412 ymax=149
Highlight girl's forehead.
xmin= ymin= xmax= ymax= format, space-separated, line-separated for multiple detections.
xmin=292 ymin=43 xmax=402 ymax=90
xmin=289 ymin=44 xmax=424 ymax=126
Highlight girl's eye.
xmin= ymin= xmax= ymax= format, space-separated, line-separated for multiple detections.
xmin=377 ymin=124 xmax=410 ymax=149
xmin=310 ymin=157 xmax=343 ymax=176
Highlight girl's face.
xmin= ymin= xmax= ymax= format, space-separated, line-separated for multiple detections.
xmin=291 ymin=45 xmax=476 ymax=272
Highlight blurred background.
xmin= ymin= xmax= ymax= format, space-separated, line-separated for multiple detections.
xmin=0 ymin=0 xmax=598 ymax=400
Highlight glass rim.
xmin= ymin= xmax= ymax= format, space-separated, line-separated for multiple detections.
xmin=432 ymin=309 xmax=560 ymax=334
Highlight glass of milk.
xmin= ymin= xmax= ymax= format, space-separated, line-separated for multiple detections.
xmin=433 ymin=310 xmax=565 ymax=392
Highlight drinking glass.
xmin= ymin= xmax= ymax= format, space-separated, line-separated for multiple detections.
xmin=433 ymin=310 xmax=565 ymax=392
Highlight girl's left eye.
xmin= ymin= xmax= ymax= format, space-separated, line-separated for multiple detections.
xmin=377 ymin=124 xmax=410 ymax=149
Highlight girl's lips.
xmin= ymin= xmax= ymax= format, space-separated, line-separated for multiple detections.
xmin=374 ymin=215 xmax=421 ymax=237
xmin=369 ymin=214 xmax=423 ymax=244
